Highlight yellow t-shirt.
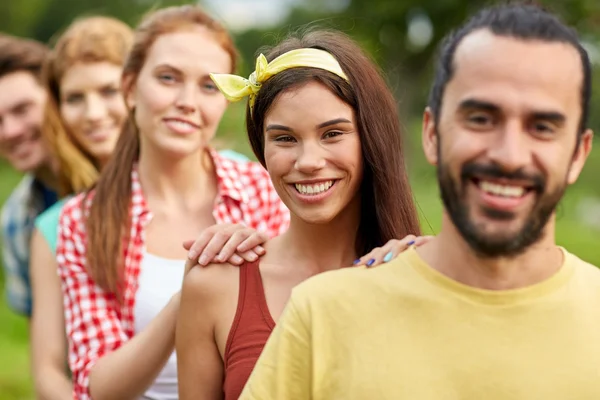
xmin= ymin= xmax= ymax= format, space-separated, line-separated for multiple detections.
xmin=241 ymin=247 xmax=600 ymax=400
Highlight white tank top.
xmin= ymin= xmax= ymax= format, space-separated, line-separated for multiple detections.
xmin=134 ymin=251 xmax=186 ymax=400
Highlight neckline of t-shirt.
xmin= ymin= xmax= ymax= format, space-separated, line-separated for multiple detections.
xmin=402 ymin=246 xmax=574 ymax=306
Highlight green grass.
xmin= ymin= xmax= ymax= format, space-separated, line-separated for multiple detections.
xmin=0 ymin=162 xmax=33 ymax=399
xmin=0 ymin=301 xmax=32 ymax=399
xmin=0 ymin=112 xmax=598 ymax=397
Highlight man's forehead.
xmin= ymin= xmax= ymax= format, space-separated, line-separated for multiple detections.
xmin=446 ymin=29 xmax=583 ymax=111
xmin=0 ymin=71 xmax=45 ymax=113
xmin=453 ymin=29 xmax=582 ymax=82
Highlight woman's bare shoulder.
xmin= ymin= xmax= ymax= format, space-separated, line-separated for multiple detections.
xmin=181 ymin=262 xmax=241 ymax=304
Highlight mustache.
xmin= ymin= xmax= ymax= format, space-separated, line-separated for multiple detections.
xmin=461 ymin=162 xmax=545 ymax=192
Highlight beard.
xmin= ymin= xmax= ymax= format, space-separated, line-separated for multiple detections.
xmin=437 ymin=157 xmax=566 ymax=259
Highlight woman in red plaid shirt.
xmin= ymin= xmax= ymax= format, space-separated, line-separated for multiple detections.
xmin=55 ymin=5 xmax=290 ymax=400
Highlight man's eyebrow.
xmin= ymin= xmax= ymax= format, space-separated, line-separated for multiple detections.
xmin=458 ymin=99 xmax=500 ymax=113
xmin=531 ymin=111 xmax=566 ymax=124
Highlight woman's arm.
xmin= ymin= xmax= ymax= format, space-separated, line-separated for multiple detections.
xmin=177 ymin=266 xmax=229 ymax=400
xmin=29 ymin=229 xmax=72 ymax=400
xmin=88 ymin=294 xmax=180 ymax=400
xmin=57 ymin=199 xmax=181 ymax=400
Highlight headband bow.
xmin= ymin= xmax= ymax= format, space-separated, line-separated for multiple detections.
xmin=210 ymin=48 xmax=349 ymax=112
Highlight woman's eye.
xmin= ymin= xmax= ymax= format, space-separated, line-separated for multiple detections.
xmin=65 ymin=94 xmax=83 ymax=104
xmin=274 ymin=135 xmax=296 ymax=143
xmin=158 ymin=73 xmax=176 ymax=84
xmin=323 ymin=131 xmax=344 ymax=139
xmin=202 ymin=82 xmax=218 ymax=92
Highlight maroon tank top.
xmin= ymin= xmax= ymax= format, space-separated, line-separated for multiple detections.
xmin=223 ymin=261 xmax=275 ymax=399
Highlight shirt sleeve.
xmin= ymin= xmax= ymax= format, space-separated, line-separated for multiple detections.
xmin=56 ymin=198 xmax=129 ymax=400
xmin=1 ymin=204 xmax=31 ymax=316
xmin=34 ymin=198 xmax=67 ymax=255
xmin=240 ymin=295 xmax=312 ymax=399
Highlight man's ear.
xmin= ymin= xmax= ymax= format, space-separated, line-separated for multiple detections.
xmin=422 ymin=107 xmax=439 ymax=166
xmin=567 ymin=129 xmax=594 ymax=185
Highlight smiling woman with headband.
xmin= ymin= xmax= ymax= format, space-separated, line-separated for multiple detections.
xmin=176 ymin=29 xmax=423 ymax=400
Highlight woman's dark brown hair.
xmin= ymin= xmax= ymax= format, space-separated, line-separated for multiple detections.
xmin=85 ymin=5 xmax=238 ymax=299
xmin=247 ymin=29 xmax=421 ymax=255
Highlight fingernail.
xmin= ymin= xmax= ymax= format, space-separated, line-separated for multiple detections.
xmin=383 ymin=251 xmax=393 ymax=263
xmin=187 ymin=249 xmax=198 ymax=260
xmin=248 ymin=253 xmax=258 ymax=261
xmin=353 ymin=259 xmax=361 ymax=265
xmin=407 ymin=240 xmax=415 ymax=245
xmin=231 ymin=255 xmax=243 ymax=264
xmin=199 ymin=254 xmax=208 ymax=265
xmin=366 ymin=258 xmax=375 ymax=267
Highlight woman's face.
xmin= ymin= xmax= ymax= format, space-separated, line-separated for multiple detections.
xmin=60 ymin=61 xmax=126 ymax=165
xmin=263 ymin=81 xmax=363 ymax=225
xmin=126 ymin=27 xmax=231 ymax=159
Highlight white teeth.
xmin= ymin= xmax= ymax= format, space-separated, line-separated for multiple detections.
xmin=171 ymin=120 xmax=194 ymax=129
xmin=479 ymin=181 xmax=525 ymax=198
xmin=294 ymin=180 xmax=334 ymax=195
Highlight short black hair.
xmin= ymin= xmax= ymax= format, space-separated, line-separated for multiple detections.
xmin=428 ymin=2 xmax=591 ymax=135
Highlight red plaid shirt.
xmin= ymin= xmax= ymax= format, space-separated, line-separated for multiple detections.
xmin=56 ymin=150 xmax=289 ymax=399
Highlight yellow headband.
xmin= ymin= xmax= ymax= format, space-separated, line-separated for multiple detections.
xmin=210 ymin=48 xmax=349 ymax=111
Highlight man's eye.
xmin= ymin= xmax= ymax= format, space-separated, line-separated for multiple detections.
xmin=468 ymin=114 xmax=490 ymax=125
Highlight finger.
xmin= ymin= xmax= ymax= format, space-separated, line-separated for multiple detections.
xmin=351 ymin=256 xmax=365 ymax=267
xmin=254 ymin=245 xmax=265 ymax=255
xmin=400 ymin=234 xmax=418 ymax=244
xmin=415 ymin=235 xmax=434 ymax=246
xmin=186 ymin=227 xmax=220 ymax=261
xmin=359 ymin=247 xmax=384 ymax=268
xmin=198 ymin=231 xmax=233 ymax=265
xmin=236 ymin=231 xmax=269 ymax=253
xmin=182 ymin=239 xmax=195 ymax=250
xmin=214 ymin=231 xmax=252 ymax=263
xmin=366 ymin=247 xmax=390 ymax=268
xmin=375 ymin=240 xmax=411 ymax=266
xmin=237 ymin=249 xmax=260 ymax=263
xmin=226 ymin=253 xmax=244 ymax=265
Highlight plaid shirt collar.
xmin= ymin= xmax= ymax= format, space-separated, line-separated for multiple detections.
xmin=130 ymin=148 xmax=250 ymax=220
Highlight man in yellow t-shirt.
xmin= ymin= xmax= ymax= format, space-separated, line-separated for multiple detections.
xmin=241 ymin=3 xmax=600 ymax=400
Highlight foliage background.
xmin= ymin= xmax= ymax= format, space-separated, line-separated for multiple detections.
xmin=1 ymin=0 xmax=599 ymax=397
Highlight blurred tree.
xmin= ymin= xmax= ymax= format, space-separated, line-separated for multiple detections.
xmin=231 ymin=0 xmax=600 ymax=136
xmin=1 ymin=0 xmax=597 ymax=136
xmin=0 ymin=0 xmax=188 ymax=43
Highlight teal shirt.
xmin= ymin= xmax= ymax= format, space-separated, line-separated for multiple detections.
xmin=34 ymin=197 xmax=67 ymax=254
xmin=34 ymin=149 xmax=250 ymax=254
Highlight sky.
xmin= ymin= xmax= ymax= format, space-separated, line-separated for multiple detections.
xmin=203 ymin=0 xmax=300 ymax=32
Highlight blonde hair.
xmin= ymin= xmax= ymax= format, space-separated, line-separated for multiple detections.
xmin=42 ymin=16 xmax=133 ymax=196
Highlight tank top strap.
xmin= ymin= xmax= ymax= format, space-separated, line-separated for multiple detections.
xmin=224 ymin=260 xmax=275 ymax=366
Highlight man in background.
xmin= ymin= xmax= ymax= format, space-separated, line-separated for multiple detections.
xmin=0 ymin=33 xmax=58 ymax=317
